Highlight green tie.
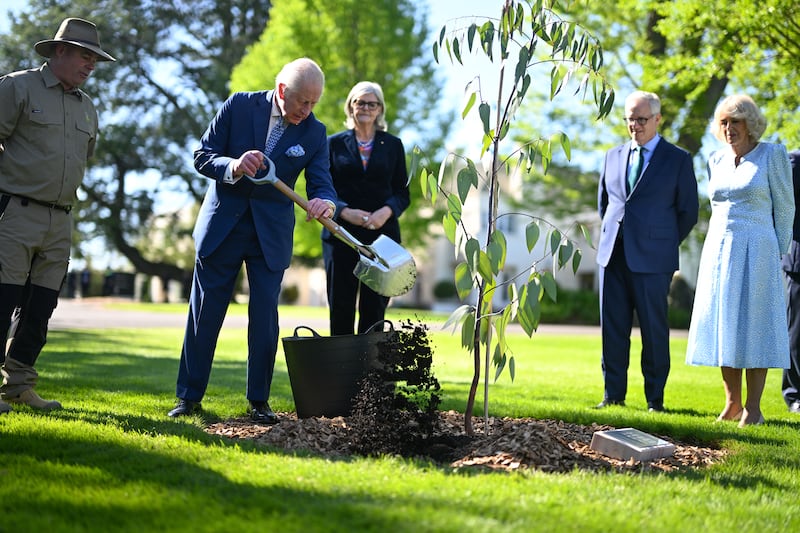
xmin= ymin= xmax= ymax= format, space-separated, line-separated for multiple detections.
xmin=628 ymin=146 xmax=645 ymax=191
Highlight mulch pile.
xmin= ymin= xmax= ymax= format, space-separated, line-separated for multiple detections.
xmin=206 ymin=410 xmax=727 ymax=473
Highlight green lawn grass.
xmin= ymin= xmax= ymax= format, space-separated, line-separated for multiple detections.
xmin=2 ymin=306 xmax=799 ymax=532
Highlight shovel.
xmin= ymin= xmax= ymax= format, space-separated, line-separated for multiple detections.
xmin=247 ymin=156 xmax=417 ymax=297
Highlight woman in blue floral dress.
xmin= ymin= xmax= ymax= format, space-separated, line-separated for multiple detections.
xmin=686 ymin=95 xmax=794 ymax=427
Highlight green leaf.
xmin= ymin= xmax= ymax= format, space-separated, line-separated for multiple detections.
xmin=479 ymin=312 xmax=491 ymax=344
xmin=557 ymin=239 xmax=574 ymax=268
xmin=550 ymin=65 xmax=563 ymax=100
xmin=479 ymin=102 xmax=491 ymax=135
xmin=461 ymin=311 xmax=475 ymax=350
xmin=442 ymin=212 xmax=457 ymax=243
xmin=481 ymin=134 xmax=493 ymax=155
xmin=579 ymin=222 xmax=594 ymax=248
xmin=515 ymin=45 xmax=529 ymax=82
xmin=493 ymin=346 xmax=506 ymax=381
xmin=525 ymin=220 xmax=540 ymax=252
xmin=480 ymin=21 xmax=495 ymax=61
xmin=517 ymin=280 xmax=541 ymax=336
xmin=418 ymin=167 xmax=429 ymax=198
xmin=498 ymin=121 xmax=510 ymax=142
xmin=549 ymin=229 xmax=561 ymax=257
xmin=520 ymin=73 xmax=531 ymax=99
xmin=425 ymin=171 xmax=438 ymax=205
xmin=572 ymin=248 xmax=583 ymax=274
xmin=443 ymin=304 xmax=473 ymax=333
xmin=494 ymin=312 xmax=509 ymax=354
xmin=462 ymin=91 xmax=476 ymax=120
xmin=487 ymin=230 xmax=507 ymax=274
xmin=457 ymin=166 xmax=476 ymax=203
xmin=465 ymin=238 xmax=480 ymax=273
xmin=541 ymin=271 xmax=558 ymax=303
xmin=477 ymin=250 xmax=494 ymax=283
xmin=466 ymin=159 xmax=479 ymax=186
xmin=467 ymin=24 xmax=477 ymax=51
xmin=446 ymin=193 xmax=462 ymax=219
xmin=541 ymin=138 xmax=552 ymax=174
xmin=454 ymin=262 xmax=474 ymax=300
xmin=453 ymin=37 xmax=462 ymax=65
xmin=555 ymin=131 xmax=571 ymax=161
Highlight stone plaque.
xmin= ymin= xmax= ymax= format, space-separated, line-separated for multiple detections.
xmin=590 ymin=427 xmax=676 ymax=461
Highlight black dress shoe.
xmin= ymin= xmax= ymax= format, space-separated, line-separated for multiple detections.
xmin=168 ymin=399 xmax=200 ymax=417
xmin=648 ymin=403 xmax=666 ymax=412
xmin=595 ymin=399 xmax=625 ymax=409
xmin=789 ymin=400 xmax=800 ymax=414
xmin=250 ymin=401 xmax=279 ymax=424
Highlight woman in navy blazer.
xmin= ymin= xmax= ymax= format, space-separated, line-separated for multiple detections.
xmin=324 ymin=82 xmax=410 ymax=335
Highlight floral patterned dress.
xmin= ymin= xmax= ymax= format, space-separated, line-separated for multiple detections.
xmin=686 ymin=142 xmax=794 ymax=369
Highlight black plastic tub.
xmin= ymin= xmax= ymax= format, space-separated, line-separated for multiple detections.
xmin=281 ymin=322 xmax=395 ymax=418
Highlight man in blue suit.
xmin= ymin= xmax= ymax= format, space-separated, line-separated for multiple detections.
xmin=596 ymin=90 xmax=698 ymax=412
xmin=168 ymin=58 xmax=338 ymax=423
xmin=782 ymin=150 xmax=800 ymax=414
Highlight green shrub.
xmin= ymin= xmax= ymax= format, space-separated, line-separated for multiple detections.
xmin=432 ymin=279 xmax=458 ymax=299
xmin=539 ymin=288 xmax=600 ymax=325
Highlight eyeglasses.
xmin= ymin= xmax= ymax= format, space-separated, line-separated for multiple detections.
xmin=353 ymin=100 xmax=381 ymax=110
xmin=625 ymin=115 xmax=653 ymax=126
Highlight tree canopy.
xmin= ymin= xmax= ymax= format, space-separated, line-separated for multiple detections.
xmin=562 ymin=0 xmax=799 ymax=161
xmin=512 ymin=0 xmax=799 ymax=220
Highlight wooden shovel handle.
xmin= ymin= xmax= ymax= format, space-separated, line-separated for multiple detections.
xmin=269 ymin=178 xmax=375 ymax=259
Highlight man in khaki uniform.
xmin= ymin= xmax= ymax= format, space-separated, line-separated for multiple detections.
xmin=0 ymin=18 xmax=115 ymax=414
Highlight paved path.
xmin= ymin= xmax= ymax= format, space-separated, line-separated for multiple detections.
xmin=48 ymin=298 xmax=688 ymax=337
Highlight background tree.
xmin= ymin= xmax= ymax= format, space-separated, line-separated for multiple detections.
xmin=229 ymin=0 xmax=450 ymax=258
xmin=511 ymin=0 xmax=799 ymax=256
xmin=419 ymin=0 xmax=613 ymax=434
xmin=541 ymin=0 xmax=800 ymax=180
xmin=0 ymin=0 xmax=273 ymax=298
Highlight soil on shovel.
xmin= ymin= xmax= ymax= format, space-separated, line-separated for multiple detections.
xmin=207 ymin=321 xmax=727 ymax=473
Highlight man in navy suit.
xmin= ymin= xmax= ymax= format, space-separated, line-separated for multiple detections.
xmin=782 ymin=150 xmax=800 ymax=414
xmin=596 ymin=90 xmax=698 ymax=412
xmin=168 ymin=58 xmax=337 ymax=423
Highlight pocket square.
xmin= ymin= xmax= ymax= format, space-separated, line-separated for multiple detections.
xmin=286 ymin=144 xmax=305 ymax=157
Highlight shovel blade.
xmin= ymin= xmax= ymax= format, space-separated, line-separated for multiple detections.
xmin=353 ymin=235 xmax=416 ymax=297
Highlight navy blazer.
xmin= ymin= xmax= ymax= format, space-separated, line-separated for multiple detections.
xmin=324 ymin=129 xmax=409 ymax=244
xmin=192 ymin=90 xmax=336 ymax=270
xmin=597 ymin=137 xmax=698 ymax=273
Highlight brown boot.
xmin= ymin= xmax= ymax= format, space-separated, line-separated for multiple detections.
xmin=5 ymin=388 xmax=61 ymax=411
xmin=0 ymin=399 xmax=11 ymax=414
xmin=1 ymin=357 xmax=61 ymax=410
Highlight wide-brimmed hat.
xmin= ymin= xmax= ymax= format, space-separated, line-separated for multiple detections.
xmin=35 ymin=18 xmax=115 ymax=62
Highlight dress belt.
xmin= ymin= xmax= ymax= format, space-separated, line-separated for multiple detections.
xmin=1 ymin=193 xmax=72 ymax=213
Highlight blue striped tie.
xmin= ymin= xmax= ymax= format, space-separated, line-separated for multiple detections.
xmin=265 ymin=119 xmax=287 ymax=156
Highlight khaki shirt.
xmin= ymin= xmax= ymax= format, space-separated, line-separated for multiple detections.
xmin=0 ymin=62 xmax=98 ymax=205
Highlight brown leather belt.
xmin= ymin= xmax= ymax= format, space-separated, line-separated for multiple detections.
xmin=1 ymin=193 xmax=72 ymax=213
